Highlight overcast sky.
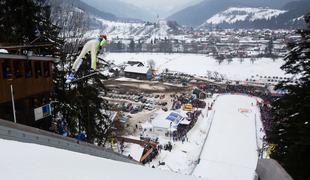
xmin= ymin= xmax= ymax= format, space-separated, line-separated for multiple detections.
xmin=118 ymin=0 xmax=202 ymax=17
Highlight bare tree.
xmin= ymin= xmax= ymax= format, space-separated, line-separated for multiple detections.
xmin=239 ymin=57 xmax=244 ymax=64
xmin=250 ymin=57 xmax=257 ymax=64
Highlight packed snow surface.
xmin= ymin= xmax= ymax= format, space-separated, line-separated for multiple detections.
xmin=105 ymin=53 xmax=288 ymax=81
xmin=193 ymin=94 xmax=261 ymax=180
xmin=0 ymin=139 xmax=199 ymax=180
xmin=206 ymin=7 xmax=286 ymax=25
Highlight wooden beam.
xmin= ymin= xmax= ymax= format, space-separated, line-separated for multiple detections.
xmin=0 ymin=54 xmax=57 ymax=62
xmin=0 ymin=44 xmax=54 ymax=50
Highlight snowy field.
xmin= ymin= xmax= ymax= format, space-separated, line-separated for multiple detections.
xmin=193 ymin=94 xmax=263 ymax=180
xmin=0 ymin=138 xmax=199 ymax=180
xmin=104 ymin=53 xmax=288 ymax=81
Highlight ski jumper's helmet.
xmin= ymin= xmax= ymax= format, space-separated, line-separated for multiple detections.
xmin=100 ymin=34 xmax=107 ymax=40
xmin=99 ymin=34 xmax=107 ymax=46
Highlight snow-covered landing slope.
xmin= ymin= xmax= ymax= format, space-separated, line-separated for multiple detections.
xmin=0 ymin=139 xmax=198 ymax=180
xmin=204 ymin=7 xmax=286 ymax=25
xmin=193 ymin=95 xmax=261 ymax=180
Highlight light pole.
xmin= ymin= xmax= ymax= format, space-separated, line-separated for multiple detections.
xmin=170 ymin=121 xmax=172 ymax=141
xmin=9 ymin=83 xmax=16 ymax=123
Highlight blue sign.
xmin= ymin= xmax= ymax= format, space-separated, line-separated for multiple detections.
xmin=34 ymin=104 xmax=51 ymax=121
xmin=42 ymin=104 xmax=51 ymax=117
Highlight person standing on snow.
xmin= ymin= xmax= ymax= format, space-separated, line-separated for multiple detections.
xmin=71 ymin=34 xmax=107 ymax=72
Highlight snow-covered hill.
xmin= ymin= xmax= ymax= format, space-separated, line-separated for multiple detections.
xmin=49 ymin=0 xmax=183 ymax=41
xmin=204 ymin=7 xmax=286 ymax=25
xmin=85 ymin=17 xmax=181 ymax=41
xmin=167 ymin=0 xmax=295 ymax=26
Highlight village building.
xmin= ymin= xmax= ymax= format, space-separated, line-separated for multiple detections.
xmin=124 ymin=65 xmax=152 ymax=80
xmin=141 ymin=111 xmax=185 ymax=137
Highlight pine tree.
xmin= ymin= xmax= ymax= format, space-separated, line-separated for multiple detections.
xmin=266 ymin=39 xmax=274 ymax=57
xmin=53 ymin=54 xmax=112 ymax=145
xmin=69 ymin=58 xmax=111 ymax=144
xmin=49 ymin=1 xmax=112 ymax=145
xmin=0 ymin=0 xmax=55 ymax=45
xmin=116 ymin=41 xmax=123 ymax=51
xmin=267 ymin=14 xmax=310 ymax=179
xmin=129 ymin=39 xmax=135 ymax=52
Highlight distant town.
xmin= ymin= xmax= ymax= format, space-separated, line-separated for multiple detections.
xmin=107 ymin=28 xmax=297 ymax=59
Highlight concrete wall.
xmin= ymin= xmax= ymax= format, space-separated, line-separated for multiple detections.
xmin=256 ymin=159 xmax=293 ymax=180
xmin=0 ymin=119 xmax=139 ymax=165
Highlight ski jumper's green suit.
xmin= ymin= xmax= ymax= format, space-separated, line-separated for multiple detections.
xmin=72 ymin=37 xmax=107 ymax=71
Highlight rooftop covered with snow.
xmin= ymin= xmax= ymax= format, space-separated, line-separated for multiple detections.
xmin=151 ymin=111 xmax=184 ymax=130
xmin=124 ymin=65 xmax=150 ymax=74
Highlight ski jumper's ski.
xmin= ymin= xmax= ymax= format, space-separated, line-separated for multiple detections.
xmin=66 ymin=71 xmax=99 ymax=84
xmin=65 ymin=57 xmax=107 ymax=84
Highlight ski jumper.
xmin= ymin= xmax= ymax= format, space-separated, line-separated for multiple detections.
xmin=72 ymin=37 xmax=106 ymax=71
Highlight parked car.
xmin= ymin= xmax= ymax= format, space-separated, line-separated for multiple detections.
xmin=157 ymin=101 xmax=166 ymax=106
xmin=130 ymin=108 xmax=139 ymax=114
xmin=140 ymin=98 xmax=147 ymax=103
xmin=148 ymin=106 xmax=155 ymax=111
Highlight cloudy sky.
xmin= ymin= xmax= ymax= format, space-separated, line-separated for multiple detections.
xmin=118 ymin=0 xmax=202 ymax=17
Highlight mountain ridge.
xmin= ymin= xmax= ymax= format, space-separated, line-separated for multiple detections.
xmin=167 ymin=0 xmax=297 ymax=26
xmin=48 ymin=0 xmax=118 ymax=21
xmin=80 ymin=0 xmax=155 ymax=22
xmin=201 ymin=7 xmax=286 ymax=27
